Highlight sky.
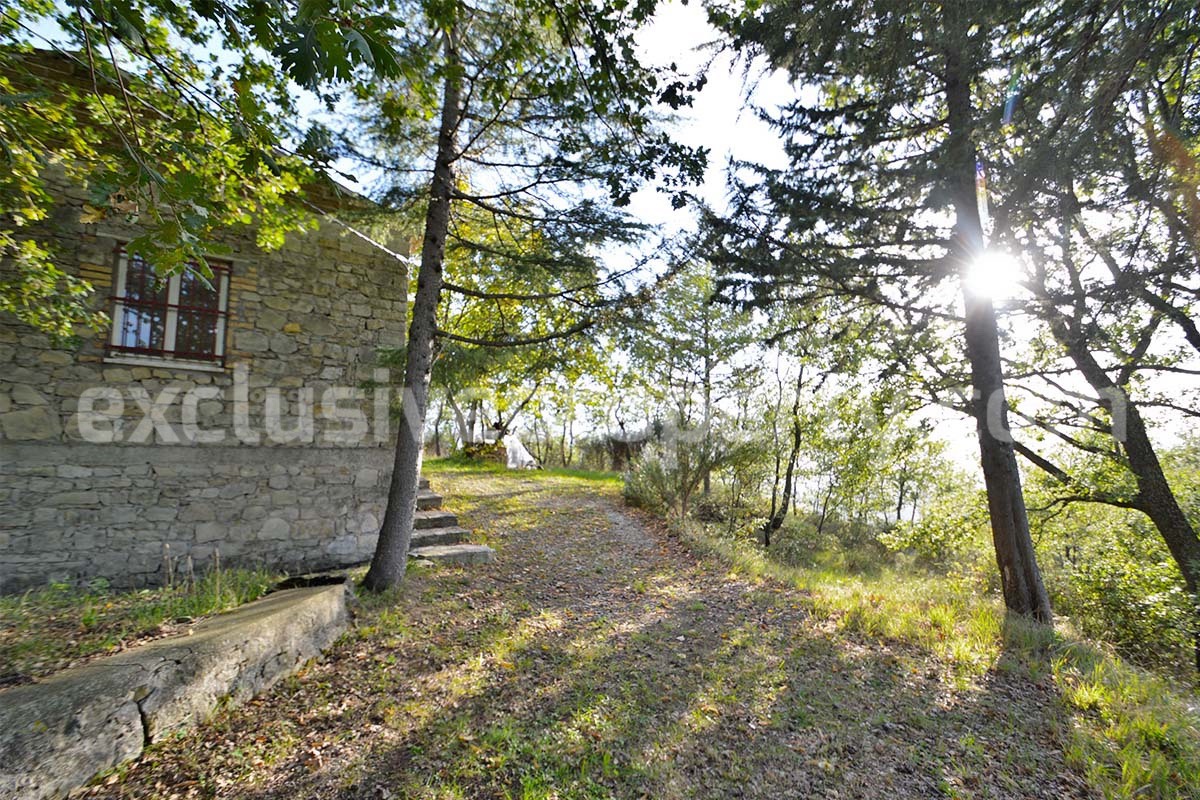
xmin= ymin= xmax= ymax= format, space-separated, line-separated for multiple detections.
xmin=627 ymin=1 xmax=790 ymax=231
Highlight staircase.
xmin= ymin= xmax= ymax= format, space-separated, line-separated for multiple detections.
xmin=408 ymin=477 xmax=496 ymax=565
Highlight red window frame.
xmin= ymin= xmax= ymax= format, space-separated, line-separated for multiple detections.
xmin=107 ymin=245 xmax=232 ymax=364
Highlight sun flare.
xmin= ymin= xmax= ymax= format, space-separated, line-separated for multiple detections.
xmin=964 ymin=250 xmax=1022 ymax=300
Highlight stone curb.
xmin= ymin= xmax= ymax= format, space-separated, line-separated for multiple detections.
xmin=0 ymin=583 xmax=351 ymax=800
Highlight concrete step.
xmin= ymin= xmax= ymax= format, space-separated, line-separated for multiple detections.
xmin=410 ymin=526 xmax=471 ymax=548
xmin=419 ymin=477 xmax=430 ymax=490
xmin=414 ymin=509 xmax=458 ymax=529
xmin=416 ymin=490 xmax=443 ymax=511
xmin=409 ymin=544 xmax=495 ymax=565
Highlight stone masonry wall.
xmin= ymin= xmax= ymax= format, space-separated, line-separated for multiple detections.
xmin=0 ymin=177 xmax=408 ymax=591
xmin=2 ymin=444 xmax=392 ymax=590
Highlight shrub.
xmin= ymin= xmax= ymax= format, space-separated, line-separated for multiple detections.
xmin=1037 ymin=510 xmax=1196 ymax=672
xmin=621 ymin=445 xmax=674 ymax=514
xmin=879 ymin=486 xmax=990 ymax=568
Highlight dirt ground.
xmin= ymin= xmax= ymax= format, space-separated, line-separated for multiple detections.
xmin=83 ymin=469 xmax=1094 ymax=799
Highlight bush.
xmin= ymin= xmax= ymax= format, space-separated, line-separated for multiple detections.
xmin=879 ymin=486 xmax=990 ymax=568
xmin=767 ymin=515 xmax=826 ymax=567
xmin=1037 ymin=510 xmax=1196 ymax=672
xmin=622 ymin=446 xmax=673 ymax=514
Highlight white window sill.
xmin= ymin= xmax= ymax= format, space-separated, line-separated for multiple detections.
xmin=103 ymin=354 xmax=227 ymax=374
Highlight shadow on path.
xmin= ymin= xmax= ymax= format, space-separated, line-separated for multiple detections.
xmin=90 ymin=472 xmax=1094 ymax=800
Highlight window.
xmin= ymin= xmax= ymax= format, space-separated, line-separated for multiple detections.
xmin=108 ymin=247 xmax=231 ymax=366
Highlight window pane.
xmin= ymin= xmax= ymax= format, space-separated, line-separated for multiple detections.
xmin=174 ymin=310 xmax=219 ymax=357
xmin=115 ymin=255 xmax=168 ymax=353
xmin=179 ymin=269 xmax=220 ymax=310
xmin=118 ymin=305 xmax=167 ymax=351
xmin=124 ymin=255 xmax=168 ymax=304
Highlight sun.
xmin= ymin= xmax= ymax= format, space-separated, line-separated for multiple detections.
xmin=964 ymin=249 xmax=1022 ymax=301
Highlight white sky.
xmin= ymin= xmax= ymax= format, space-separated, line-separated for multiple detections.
xmin=627 ymin=0 xmax=789 ymax=229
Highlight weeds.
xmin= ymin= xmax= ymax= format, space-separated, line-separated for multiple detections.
xmin=677 ymin=518 xmax=1200 ymax=800
xmin=0 ymin=567 xmax=279 ymax=682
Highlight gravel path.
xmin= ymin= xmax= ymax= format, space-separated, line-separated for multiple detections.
xmin=85 ymin=469 xmax=1094 ymax=799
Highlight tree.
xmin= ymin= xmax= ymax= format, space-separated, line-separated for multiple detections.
xmin=425 ymin=202 xmax=606 ymax=448
xmin=622 ymin=259 xmax=759 ymax=494
xmin=983 ymin=0 xmax=1200 ymax=665
xmin=708 ymin=0 xmax=1052 ymax=621
xmin=1 ymin=0 xmax=405 ymax=338
xmin=359 ymin=0 xmax=704 ymax=589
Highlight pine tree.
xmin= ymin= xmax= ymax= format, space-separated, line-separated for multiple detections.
xmin=356 ymin=0 xmax=704 ymax=589
xmin=708 ymin=0 xmax=1053 ymax=620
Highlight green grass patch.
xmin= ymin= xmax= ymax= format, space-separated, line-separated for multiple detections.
xmin=424 ymin=456 xmax=621 ymax=486
xmin=675 ymin=518 xmax=1200 ymax=800
xmin=1 ymin=568 xmax=280 ymax=682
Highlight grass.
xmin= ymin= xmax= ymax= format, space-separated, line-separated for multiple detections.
xmin=424 ymin=454 xmax=622 ymax=486
xmin=676 ymin=519 xmax=1200 ymax=800
xmin=65 ymin=465 xmax=1200 ymax=799
xmin=0 ymin=567 xmax=280 ymax=682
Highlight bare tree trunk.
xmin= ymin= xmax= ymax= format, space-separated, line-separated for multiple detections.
xmin=567 ymin=415 xmax=575 ymax=467
xmin=446 ymin=391 xmax=469 ymax=448
xmin=701 ymin=308 xmax=714 ymax=496
xmin=763 ymin=366 xmax=804 ymax=547
xmin=767 ymin=361 xmax=784 ymax=533
xmin=432 ymin=399 xmax=445 ymax=457
xmin=943 ymin=8 xmax=1051 ymax=622
xmin=363 ymin=30 xmax=462 ymax=591
xmin=817 ymin=482 xmax=834 ymax=537
xmin=466 ymin=400 xmax=479 ymax=444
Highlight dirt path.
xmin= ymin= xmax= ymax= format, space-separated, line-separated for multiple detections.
xmin=88 ymin=470 xmax=1093 ymax=799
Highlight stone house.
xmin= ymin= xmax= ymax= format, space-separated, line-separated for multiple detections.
xmin=0 ymin=60 xmax=409 ymax=592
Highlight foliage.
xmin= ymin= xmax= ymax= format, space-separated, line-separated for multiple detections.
xmin=881 ymin=479 xmax=991 ymax=568
xmin=622 ymin=425 xmax=761 ymax=520
xmin=1028 ymin=463 xmax=1200 ymax=674
xmin=619 ymin=438 xmax=673 ymax=516
xmin=416 ymin=202 xmax=608 ymax=446
xmin=1 ymin=0 xmax=409 ymax=337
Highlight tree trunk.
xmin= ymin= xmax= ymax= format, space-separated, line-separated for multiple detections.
xmin=817 ymin=481 xmax=834 ymax=537
xmin=1046 ymin=305 xmax=1200 ymax=668
xmin=363 ymin=30 xmax=462 ymax=591
xmin=943 ymin=8 xmax=1052 ymax=622
xmin=701 ymin=307 xmax=713 ymax=496
xmin=446 ymin=391 xmax=469 ymax=448
xmin=466 ymin=400 xmax=479 ymax=444
xmin=767 ymin=363 xmax=784 ymax=537
xmin=432 ymin=400 xmax=445 ymax=457
xmin=764 ymin=367 xmax=804 ymax=546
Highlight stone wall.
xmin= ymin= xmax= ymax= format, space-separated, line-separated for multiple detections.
xmin=1 ymin=444 xmax=393 ymax=590
xmin=0 ymin=180 xmax=409 ymax=591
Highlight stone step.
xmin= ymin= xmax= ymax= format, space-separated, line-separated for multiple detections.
xmin=414 ymin=509 xmax=458 ymax=529
xmin=416 ymin=490 xmax=443 ymax=511
xmin=419 ymin=477 xmax=430 ymax=490
xmin=409 ymin=544 xmax=495 ymax=565
xmin=410 ymin=526 xmax=472 ymax=548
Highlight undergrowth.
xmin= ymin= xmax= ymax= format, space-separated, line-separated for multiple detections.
xmin=675 ymin=519 xmax=1200 ymax=800
xmin=425 ymin=455 xmax=621 ymax=485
